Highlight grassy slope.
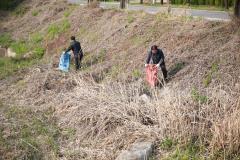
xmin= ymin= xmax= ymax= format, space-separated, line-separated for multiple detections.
xmin=0 ymin=0 xmax=240 ymax=159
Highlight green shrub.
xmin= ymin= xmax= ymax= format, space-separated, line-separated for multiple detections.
xmin=132 ymin=69 xmax=142 ymax=79
xmin=10 ymin=41 xmax=29 ymax=56
xmin=0 ymin=33 xmax=13 ymax=48
xmin=31 ymin=10 xmax=38 ymax=16
xmin=33 ymin=47 xmax=45 ymax=59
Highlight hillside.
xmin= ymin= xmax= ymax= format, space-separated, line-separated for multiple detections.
xmin=0 ymin=0 xmax=240 ymax=159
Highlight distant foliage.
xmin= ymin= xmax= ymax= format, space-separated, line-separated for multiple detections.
xmin=171 ymin=0 xmax=233 ymax=7
xmin=0 ymin=0 xmax=24 ymax=10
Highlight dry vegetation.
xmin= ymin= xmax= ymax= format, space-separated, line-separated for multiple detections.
xmin=0 ymin=0 xmax=240 ymax=159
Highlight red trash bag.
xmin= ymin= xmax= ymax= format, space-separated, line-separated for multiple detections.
xmin=146 ymin=65 xmax=158 ymax=87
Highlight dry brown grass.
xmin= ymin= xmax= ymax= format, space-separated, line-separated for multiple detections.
xmin=0 ymin=0 xmax=240 ymax=159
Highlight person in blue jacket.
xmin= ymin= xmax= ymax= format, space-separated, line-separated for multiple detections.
xmin=66 ymin=36 xmax=83 ymax=70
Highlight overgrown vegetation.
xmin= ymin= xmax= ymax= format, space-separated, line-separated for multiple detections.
xmin=203 ymin=62 xmax=218 ymax=87
xmin=0 ymin=105 xmax=60 ymax=160
xmin=0 ymin=34 xmax=13 ymax=48
xmin=47 ymin=19 xmax=71 ymax=40
xmin=0 ymin=0 xmax=24 ymax=10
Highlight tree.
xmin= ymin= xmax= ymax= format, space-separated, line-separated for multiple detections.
xmin=161 ymin=0 xmax=164 ymax=5
xmin=140 ymin=0 xmax=143 ymax=4
xmin=120 ymin=0 xmax=126 ymax=9
xmin=235 ymin=0 xmax=240 ymax=17
xmin=224 ymin=0 xmax=229 ymax=9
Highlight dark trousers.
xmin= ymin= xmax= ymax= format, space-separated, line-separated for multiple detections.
xmin=74 ymin=53 xmax=83 ymax=70
xmin=160 ymin=62 xmax=168 ymax=80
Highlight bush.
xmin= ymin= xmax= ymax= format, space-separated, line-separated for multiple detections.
xmin=10 ymin=41 xmax=29 ymax=56
xmin=33 ymin=47 xmax=45 ymax=59
xmin=31 ymin=10 xmax=38 ymax=16
xmin=0 ymin=34 xmax=13 ymax=48
xmin=0 ymin=0 xmax=24 ymax=10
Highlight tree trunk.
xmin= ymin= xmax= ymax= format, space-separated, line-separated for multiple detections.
xmin=235 ymin=0 xmax=240 ymax=17
xmin=161 ymin=0 xmax=164 ymax=5
xmin=152 ymin=0 xmax=156 ymax=4
xmin=120 ymin=0 xmax=126 ymax=9
xmin=224 ymin=0 xmax=228 ymax=9
xmin=140 ymin=0 xmax=143 ymax=4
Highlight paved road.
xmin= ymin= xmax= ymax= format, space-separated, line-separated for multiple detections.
xmin=68 ymin=0 xmax=230 ymax=21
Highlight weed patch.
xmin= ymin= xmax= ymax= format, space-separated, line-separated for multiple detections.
xmin=10 ymin=41 xmax=29 ymax=56
xmin=0 ymin=105 xmax=60 ymax=159
xmin=191 ymin=87 xmax=208 ymax=104
xmin=203 ymin=62 xmax=218 ymax=87
xmin=0 ymin=33 xmax=13 ymax=48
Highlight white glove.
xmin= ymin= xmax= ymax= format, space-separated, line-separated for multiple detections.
xmin=145 ymin=64 xmax=148 ymax=67
xmin=156 ymin=63 xmax=160 ymax=68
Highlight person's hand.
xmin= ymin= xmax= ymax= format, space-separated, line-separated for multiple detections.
xmin=145 ymin=64 xmax=148 ymax=67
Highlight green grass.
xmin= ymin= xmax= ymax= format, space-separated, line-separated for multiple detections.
xmin=10 ymin=41 xmax=29 ymax=56
xmin=132 ymin=69 xmax=142 ymax=79
xmin=203 ymin=62 xmax=218 ymax=87
xmin=31 ymin=10 xmax=39 ymax=16
xmin=33 ymin=47 xmax=45 ymax=59
xmin=47 ymin=19 xmax=71 ymax=40
xmin=161 ymin=139 xmax=206 ymax=160
xmin=127 ymin=14 xmax=135 ymax=23
xmin=160 ymin=138 xmax=178 ymax=151
xmin=47 ymin=24 xmax=61 ymax=40
xmin=0 ymin=105 xmax=60 ymax=159
xmin=31 ymin=33 xmax=44 ymax=44
xmin=0 ymin=33 xmax=13 ymax=48
xmin=0 ymin=57 xmax=36 ymax=78
xmin=64 ymin=10 xmax=71 ymax=17
xmin=191 ymin=87 xmax=208 ymax=104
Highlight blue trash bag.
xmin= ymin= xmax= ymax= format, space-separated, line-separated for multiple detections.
xmin=59 ymin=52 xmax=71 ymax=72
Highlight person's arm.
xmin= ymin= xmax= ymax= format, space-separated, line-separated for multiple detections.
xmin=65 ymin=42 xmax=73 ymax=53
xmin=156 ymin=50 xmax=164 ymax=67
xmin=146 ymin=51 xmax=151 ymax=64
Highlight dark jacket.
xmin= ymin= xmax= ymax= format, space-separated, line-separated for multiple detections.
xmin=66 ymin=40 xmax=83 ymax=56
xmin=146 ymin=49 xmax=165 ymax=64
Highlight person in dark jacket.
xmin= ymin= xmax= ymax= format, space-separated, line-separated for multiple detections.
xmin=145 ymin=45 xmax=168 ymax=80
xmin=66 ymin=36 xmax=83 ymax=70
